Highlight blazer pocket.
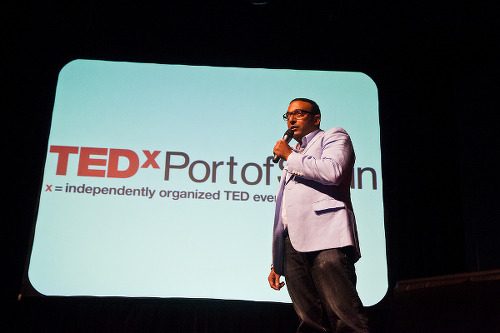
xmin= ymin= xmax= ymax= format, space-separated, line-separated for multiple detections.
xmin=312 ymin=198 xmax=346 ymax=214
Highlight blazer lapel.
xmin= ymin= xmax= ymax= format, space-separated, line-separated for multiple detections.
xmin=301 ymin=130 xmax=324 ymax=155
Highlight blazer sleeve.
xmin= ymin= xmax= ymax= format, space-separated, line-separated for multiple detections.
xmin=286 ymin=128 xmax=354 ymax=186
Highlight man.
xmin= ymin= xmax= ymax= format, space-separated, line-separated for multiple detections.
xmin=268 ymin=98 xmax=369 ymax=332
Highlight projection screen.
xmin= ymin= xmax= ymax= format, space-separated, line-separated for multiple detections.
xmin=25 ymin=59 xmax=387 ymax=306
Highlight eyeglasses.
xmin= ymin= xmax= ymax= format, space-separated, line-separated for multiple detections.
xmin=282 ymin=109 xmax=315 ymax=121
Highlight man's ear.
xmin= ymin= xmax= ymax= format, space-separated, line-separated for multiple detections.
xmin=314 ymin=115 xmax=321 ymax=126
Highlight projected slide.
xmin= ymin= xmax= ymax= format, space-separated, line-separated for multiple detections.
xmin=27 ymin=59 xmax=387 ymax=305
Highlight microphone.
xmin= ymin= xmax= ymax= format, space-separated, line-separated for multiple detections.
xmin=272 ymin=128 xmax=294 ymax=163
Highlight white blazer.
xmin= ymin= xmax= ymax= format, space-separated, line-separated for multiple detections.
xmin=272 ymin=128 xmax=361 ymax=276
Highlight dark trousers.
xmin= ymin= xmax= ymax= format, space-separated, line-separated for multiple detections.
xmin=284 ymin=235 xmax=370 ymax=333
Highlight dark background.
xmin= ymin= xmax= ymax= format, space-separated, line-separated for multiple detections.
xmin=4 ymin=1 xmax=499 ymax=332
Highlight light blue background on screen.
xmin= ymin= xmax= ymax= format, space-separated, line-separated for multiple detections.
xmin=29 ymin=59 xmax=387 ymax=305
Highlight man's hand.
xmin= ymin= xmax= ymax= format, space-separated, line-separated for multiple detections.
xmin=273 ymin=139 xmax=293 ymax=161
xmin=268 ymin=267 xmax=285 ymax=290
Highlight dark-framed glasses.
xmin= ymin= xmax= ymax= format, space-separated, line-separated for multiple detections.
xmin=282 ymin=109 xmax=315 ymax=121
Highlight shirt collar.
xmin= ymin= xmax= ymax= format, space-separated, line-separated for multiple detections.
xmin=298 ymin=129 xmax=321 ymax=150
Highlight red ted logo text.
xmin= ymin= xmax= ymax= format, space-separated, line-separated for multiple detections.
xmin=49 ymin=145 xmax=160 ymax=178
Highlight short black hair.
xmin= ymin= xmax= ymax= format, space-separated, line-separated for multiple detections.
xmin=290 ymin=97 xmax=321 ymax=115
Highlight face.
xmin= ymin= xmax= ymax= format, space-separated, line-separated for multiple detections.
xmin=286 ymin=100 xmax=321 ymax=141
